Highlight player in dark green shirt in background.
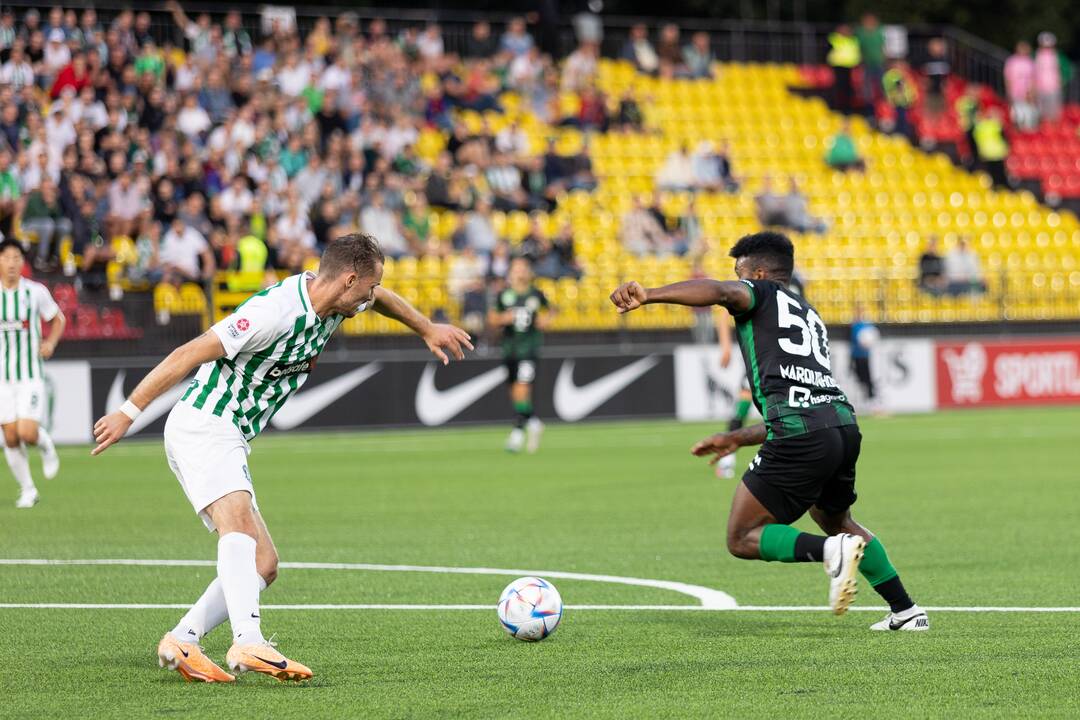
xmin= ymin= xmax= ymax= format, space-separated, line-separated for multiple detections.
xmin=488 ymin=257 xmax=551 ymax=453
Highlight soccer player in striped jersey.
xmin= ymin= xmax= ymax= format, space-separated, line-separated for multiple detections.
xmin=91 ymin=234 xmax=473 ymax=682
xmin=0 ymin=240 xmax=65 ymax=509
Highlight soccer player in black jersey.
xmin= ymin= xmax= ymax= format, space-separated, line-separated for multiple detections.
xmin=489 ymin=257 xmax=551 ymax=453
xmin=610 ymin=232 xmax=928 ymax=630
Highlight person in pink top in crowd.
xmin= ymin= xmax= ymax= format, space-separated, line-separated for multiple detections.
xmin=1034 ymin=32 xmax=1062 ymax=123
xmin=1004 ymin=41 xmax=1037 ymax=130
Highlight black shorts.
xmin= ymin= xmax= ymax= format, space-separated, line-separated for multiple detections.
xmin=504 ymin=357 xmax=538 ymax=385
xmin=741 ymin=425 xmax=861 ymax=524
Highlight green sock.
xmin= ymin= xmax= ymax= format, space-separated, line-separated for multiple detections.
xmin=513 ymin=399 xmax=533 ymax=416
xmin=859 ymin=537 xmax=898 ymax=586
xmin=758 ymin=524 xmax=801 ymax=562
xmin=734 ymin=399 xmax=751 ymax=422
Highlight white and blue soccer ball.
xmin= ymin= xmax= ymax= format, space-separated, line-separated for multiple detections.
xmin=497 ymin=577 xmax=563 ymax=641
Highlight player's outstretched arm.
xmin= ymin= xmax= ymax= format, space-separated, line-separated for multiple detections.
xmin=91 ymin=331 xmax=226 ymax=456
xmin=610 ymin=279 xmax=753 ymax=315
xmin=40 ymin=309 xmax=66 ymax=359
xmin=373 ymin=286 xmax=474 ymax=365
xmin=690 ymin=423 xmax=767 ymax=466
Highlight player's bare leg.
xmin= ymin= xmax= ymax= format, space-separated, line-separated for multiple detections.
xmin=4 ymin=423 xmax=37 ymax=508
xmin=717 ymin=389 xmax=753 ymax=479
xmin=17 ymin=418 xmax=59 ymax=479
xmin=810 ymin=507 xmax=928 ymax=630
xmin=507 ymin=380 xmax=540 ymax=453
xmin=207 ymin=492 xmax=311 ymax=681
xmin=16 ymin=418 xmax=59 ymax=480
xmin=726 ymin=481 xmax=864 ymax=615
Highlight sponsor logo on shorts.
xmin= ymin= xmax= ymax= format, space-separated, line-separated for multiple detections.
xmin=241 ymin=465 xmax=251 ymax=483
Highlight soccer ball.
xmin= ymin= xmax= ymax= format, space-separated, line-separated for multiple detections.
xmin=497 ymin=577 xmax=563 ymax=641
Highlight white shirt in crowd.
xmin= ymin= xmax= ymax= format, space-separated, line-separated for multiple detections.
xmin=160 ymin=225 xmax=209 ymax=278
xmin=0 ymin=59 xmax=33 ymax=89
xmin=217 ymin=186 xmax=254 ymax=218
xmin=278 ymin=62 xmax=313 ymax=97
xmin=274 ymin=212 xmax=316 ymax=248
xmin=177 ymin=105 xmax=211 ymax=137
xmin=359 ymin=205 xmax=407 ymax=255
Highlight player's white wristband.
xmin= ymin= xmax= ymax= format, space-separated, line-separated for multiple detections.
xmin=119 ymin=400 xmax=142 ymax=421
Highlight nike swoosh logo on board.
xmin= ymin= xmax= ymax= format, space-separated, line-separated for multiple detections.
xmin=106 ymin=371 xmax=190 ymax=434
xmin=269 ymin=363 xmax=382 ymax=430
xmin=553 ymin=356 xmax=660 ymax=421
xmin=414 ymin=363 xmax=508 ymax=426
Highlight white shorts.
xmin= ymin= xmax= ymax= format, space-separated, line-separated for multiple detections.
xmin=164 ymin=403 xmax=258 ymax=532
xmin=0 ymin=379 xmax=46 ymax=425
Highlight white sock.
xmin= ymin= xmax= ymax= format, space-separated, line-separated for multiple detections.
xmin=217 ymin=532 xmax=265 ymax=644
xmin=5 ymin=444 xmax=35 ymax=493
xmin=36 ymin=427 xmax=56 ymax=456
xmin=172 ymin=575 xmax=268 ymax=642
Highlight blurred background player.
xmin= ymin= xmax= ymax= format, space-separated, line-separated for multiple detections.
xmin=91 ymin=234 xmax=473 ymax=683
xmin=0 ymin=240 xmax=64 ymax=508
xmin=849 ymin=303 xmax=881 ymax=413
xmin=489 ymin=257 xmax=551 ymax=453
xmin=714 ymin=309 xmax=752 ymax=480
xmin=610 ymin=232 xmax=927 ymax=631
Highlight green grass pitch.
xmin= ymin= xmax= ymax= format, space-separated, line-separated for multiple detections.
xmin=2 ymin=407 xmax=1079 ymax=718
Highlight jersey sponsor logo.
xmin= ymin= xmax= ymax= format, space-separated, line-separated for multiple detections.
xmin=265 ymin=356 xmax=318 ymax=380
xmin=236 ymin=318 xmax=250 ymax=332
xmin=788 ymin=385 xmax=847 ymax=408
xmin=779 ymin=364 xmax=837 ymax=389
xmin=0 ymin=319 xmax=30 ymax=332
xmin=269 ymin=363 xmax=382 ymax=430
xmin=553 ymin=356 xmax=659 ymax=422
xmin=415 ymin=363 xmax=509 ymax=426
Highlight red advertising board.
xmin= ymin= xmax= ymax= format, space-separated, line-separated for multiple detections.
xmin=937 ymin=338 xmax=1080 ymax=408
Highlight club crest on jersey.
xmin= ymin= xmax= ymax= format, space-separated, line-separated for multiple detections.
xmin=266 ymin=356 xmax=317 ymax=379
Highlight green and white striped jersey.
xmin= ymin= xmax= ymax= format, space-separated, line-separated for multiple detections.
xmin=180 ymin=273 xmax=365 ymax=440
xmin=0 ymin=278 xmax=60 ymax=383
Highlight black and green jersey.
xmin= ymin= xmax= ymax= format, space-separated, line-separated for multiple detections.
xmin=495 ymin=286 xmax=548 ymax=360
xmin=733 ymin=279 xmax=856 ymax=440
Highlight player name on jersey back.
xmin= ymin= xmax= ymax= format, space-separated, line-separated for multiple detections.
xmin=734 ymin=278 xmax=856 ymax=439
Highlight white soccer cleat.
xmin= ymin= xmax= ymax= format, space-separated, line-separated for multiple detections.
xmin=42 ymin=446 xmax=60 ymax=480
xmin=505 ymin=428 xmax=525 ymax=453
xmin=525 ymin=417 xmax=544 ymax=454
xmin=870 ymin=607 xmax=930 ymax=632
xmin=823 ymin=533 xmax=865 ymax=615
xmin=15 ymin=488 xmax=39 ymax=508
xmin=716 ymin=453 xmax=737 ymax=479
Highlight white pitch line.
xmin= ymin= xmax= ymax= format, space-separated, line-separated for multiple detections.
xmin=0 ymin=558 xmax=737 ymax=609
xmin=2 ymin=603 xmax=1080 ymax=612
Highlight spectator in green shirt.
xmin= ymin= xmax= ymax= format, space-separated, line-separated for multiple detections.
xmin=826 ymin=119 xmax=865 ymax=172
xmin=21 ymin=180 xmax=73 ymax=269
xmin=133 ymin=40 xmax=165 ymax=81
xmin=855 ymin=13 xmax=885 ymax=106
xmin=0 ymin=149 xmax=19 ymax=240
